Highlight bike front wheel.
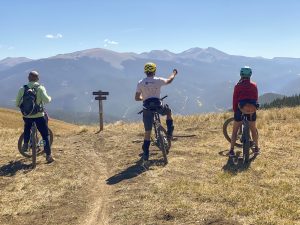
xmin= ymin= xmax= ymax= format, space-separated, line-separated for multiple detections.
xmin=18 ymin=128 xmax=54 ymax=158
xmin=157 ymin=126 xmax=170 ymax=165
xmin=242 ymin=123 xmax=250 ymax=164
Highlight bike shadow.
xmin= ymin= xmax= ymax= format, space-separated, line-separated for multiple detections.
xmin=220 ymin=150 xmax=257 ymax=174
xmin=106 ymin=156 xmax=166 ymax=185
xmin=0 ymin=160 xmax=32 ymax=177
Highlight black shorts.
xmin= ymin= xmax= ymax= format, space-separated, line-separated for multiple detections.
xmin=234 ymin=108 xmax=256 ymax=122
xmin=143 ymin=105 xmax=171 ymax=131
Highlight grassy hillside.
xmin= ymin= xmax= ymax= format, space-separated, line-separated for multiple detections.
xmin=0 ymin=108 xmax=108 ymax=225
xmin=1 ymin=107 xmax=300 ymax=225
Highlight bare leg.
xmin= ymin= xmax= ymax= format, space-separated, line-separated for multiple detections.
xmin=249 ymin=121 xmax=258 ymax=148
xmin=230 ymin=121 xmax=242 ymax=149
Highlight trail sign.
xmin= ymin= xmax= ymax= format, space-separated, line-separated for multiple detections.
xmin=92 ymin=90 xmax=109 ymax=132
xmin=95 ymin=96 xmax=107 ymax=100
xmin=92 ymin=91 xmax=109 ymax=95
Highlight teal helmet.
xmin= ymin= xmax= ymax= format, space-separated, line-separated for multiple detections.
xmin=240 ymin=66 xmax=252 ymax=78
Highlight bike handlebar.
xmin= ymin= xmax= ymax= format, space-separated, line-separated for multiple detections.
xmin=161 ymin=95 xmax=168 ymax=101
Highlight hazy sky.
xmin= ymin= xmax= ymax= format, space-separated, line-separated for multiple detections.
xmin=1 ymin=0 xmax=300 ymax=59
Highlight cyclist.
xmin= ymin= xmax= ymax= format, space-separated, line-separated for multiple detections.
xmin=16 ymin=71 xmax=54 ymax=163
xmin=229 ymin=66 xmax=259 ymax=157
xmin=135 ymin=62 xmax=178 ymax=161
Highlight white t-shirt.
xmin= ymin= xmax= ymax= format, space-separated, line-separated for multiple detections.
xmin=136 ymin=76 xmax=167 ymax=100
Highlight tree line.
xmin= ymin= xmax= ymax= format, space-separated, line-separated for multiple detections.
xmin=261 ymin=94 xmax=300 ymax=109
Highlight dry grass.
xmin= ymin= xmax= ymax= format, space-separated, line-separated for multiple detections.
xmin=1 ymin=107 xmax=300 ymax=225
xmin=102 ymin=107 xmax=300 ymax=225
xmin=0 ymin=108 xmax=108 ymax=225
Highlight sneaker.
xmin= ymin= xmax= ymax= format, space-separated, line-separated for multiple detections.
xmin=46 ymin=155 xmax=55 ymax=163
xmin=228 ymin=149 xmax=235 ymax=157
xmin=253 ymin=147 xmax=260 ymax=155
xmin=142 ymin=152 xmax=149 ymax=161
xmin=22 ymin=143 xmax=29 ymax=152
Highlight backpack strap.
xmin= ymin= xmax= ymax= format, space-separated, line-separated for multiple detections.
xmin=33 ymin=85 xmax=44 ymax=113
xmin=32 ymin=84 xmax=40 ymax=93
xmin=23 ymin=85 xmax=29 ymax=91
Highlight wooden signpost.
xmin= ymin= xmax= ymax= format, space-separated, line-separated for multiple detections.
xmin=92 ymin=90 xmax=109 ymax=132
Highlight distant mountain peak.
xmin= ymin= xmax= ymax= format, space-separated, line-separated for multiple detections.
xmin=139 ymin=49 xmax=176 ymax=60
xmin=52 ymin=48 xmax=137 ymax=69
xmin=178 ymin=47 xmax=229 ymax=62
xmin=0 ymin=57 xmax=33 ymax=68
xmin=205 ymin=47 xmax=227 ymax=55
xmin=181 ymin=47 xmax=204 ymax=54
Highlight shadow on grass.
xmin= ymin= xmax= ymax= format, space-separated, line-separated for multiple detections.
xmin=220 ymin=149 xmax=258 ymax=174
xmin=106 ymin=154 xmax=166 ymax=185
xmin=0 ymin=160 xmax=32 ymax=177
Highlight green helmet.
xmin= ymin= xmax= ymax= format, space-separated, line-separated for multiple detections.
xmin=240 ymin=66 xmax=252 ymax=78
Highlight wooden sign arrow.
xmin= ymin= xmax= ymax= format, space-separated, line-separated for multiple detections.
xmin=95 ymin=96 xmax=107 ymax=100
xmin=92 ymin=91 xmax=109 ymax=95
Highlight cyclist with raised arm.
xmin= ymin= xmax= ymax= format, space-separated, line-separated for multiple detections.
xmin=135 ymin=62 xmax=178 ymax=161
xmin=16 ymin=71 xmax=54 ymax=163
xmin=229 ymin=66 xmax=259 ymax=157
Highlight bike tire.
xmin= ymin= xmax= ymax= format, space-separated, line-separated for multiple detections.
xmin=18 ymin=128 xmax=54 ymax=158
xmin=159 ymin=126 xmax=171 ymax=154
xmin=223 ymin=117 xmax=258 ymax=148
xmin=223 ymin=117 xmax=243 ymax=148
xmin=242 ymin=122 xmax=250 ymax=164
xmin=157 ymin=126 xmax=168 ymax=165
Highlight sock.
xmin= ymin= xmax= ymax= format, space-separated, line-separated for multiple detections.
xmin=142 ymin=140 xmax=150 ymax=159
xmin=166 ymin=119 xmax=174 ymax=135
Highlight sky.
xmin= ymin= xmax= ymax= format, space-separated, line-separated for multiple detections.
xmin=1 ymin=0 xmax=300 ymax=60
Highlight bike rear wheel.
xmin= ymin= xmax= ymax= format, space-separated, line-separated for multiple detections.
xmin=18 ymin=128 xmax=54 ymax=158
xmin=223 ymin=117 xmax=257 ymax=148
xmin=157 ymin=126 xmax=169 ymax=165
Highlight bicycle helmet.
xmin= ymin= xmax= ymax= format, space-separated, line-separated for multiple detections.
xmin=144 ymin=62 xmax=156 ymax=73
xmin=240 ymin=66 xmax=252 ymax=78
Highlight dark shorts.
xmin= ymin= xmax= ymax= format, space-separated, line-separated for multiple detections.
xmin=23 ymin=116 xmax=51 ymax=155
xmin=234 ymin=108 xmax=257 ymax=122
xmin=143 ymin=105 xmax=171 ymax=131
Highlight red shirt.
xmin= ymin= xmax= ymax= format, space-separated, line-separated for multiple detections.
xmin=233 ymin=79 xmax=258 ymax=112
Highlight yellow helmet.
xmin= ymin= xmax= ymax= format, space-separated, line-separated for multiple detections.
xmin=144 ymin=62 xmax=156 ymax=73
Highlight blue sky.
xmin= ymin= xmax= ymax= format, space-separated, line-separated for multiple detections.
xmin=1 ymin=0 xmax=300 ymax=59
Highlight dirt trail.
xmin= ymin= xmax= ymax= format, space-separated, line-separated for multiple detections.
xmin=0 ymin=120 xmax=110 ymax=225
xmin=77 ymin=135 xmax=110 ymax=225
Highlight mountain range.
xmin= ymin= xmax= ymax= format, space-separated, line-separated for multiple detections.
xmin=1 ymin=47 xmax=300 ymax=123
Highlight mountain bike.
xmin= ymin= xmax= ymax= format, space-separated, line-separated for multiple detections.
xmin=138 ymin=95 xmax=171 ymax=165
xmin=18 ymin=114 xmax=53 ymax=165
xmin=223 ymin=104 xmax=258 ymax=163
